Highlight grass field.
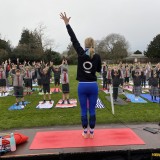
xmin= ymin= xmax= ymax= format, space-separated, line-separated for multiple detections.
xmin=0 ymin=65 xmax=160 ymax=131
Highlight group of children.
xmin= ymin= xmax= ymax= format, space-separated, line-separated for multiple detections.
xmin=102 ymin=62 xmax=160 ymax=101
xmin=0 ymin=58 xmax=70 ymax=106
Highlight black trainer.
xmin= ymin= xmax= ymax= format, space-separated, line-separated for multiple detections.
xmin=42 ymin=100 xmax=46 ymax=104
xmin=67 ymin=99 xmax=70 ymax=104
xmin=61 ymin=100 xmax=65 ymax=104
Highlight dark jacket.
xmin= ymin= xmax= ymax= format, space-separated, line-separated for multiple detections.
xmin=38 ymin=67 xmax=52 ymax=85
xmin=66 ymin=24 xmax=101 ymax=82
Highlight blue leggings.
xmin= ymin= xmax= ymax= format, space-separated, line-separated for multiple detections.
xmin=78 ymin=82 xmax=98 ymax=129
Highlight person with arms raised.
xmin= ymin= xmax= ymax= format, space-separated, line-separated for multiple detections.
xmin=60 ymin=12 xmax=101 ymax=138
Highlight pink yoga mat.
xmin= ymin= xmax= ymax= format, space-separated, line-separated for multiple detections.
xmin=30 ymin=128 xmax=145 ymax=150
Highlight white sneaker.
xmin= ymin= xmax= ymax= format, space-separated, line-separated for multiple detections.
xmin=89 ymin=133 xmax=94 ymax=138
xmin=82 ymin=132 xmax=88 ymax=138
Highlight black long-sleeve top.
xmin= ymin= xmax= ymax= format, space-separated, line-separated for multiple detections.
xmin=156 ymin=69 xmax=160 ymax=78
xmin=38 ymin=67 xmax=52 ymax=85
xmin=133 ymin=76 xmax=141 ymax=86
xmin=112 ymin=75 xmax=120 ymax=87
xmin=148 ymin=77 xmax=158 ymax=87
xmin=66 ymin=24 xmax=101 ymax=82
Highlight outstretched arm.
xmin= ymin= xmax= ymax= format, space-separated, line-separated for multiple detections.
xmin=60 ymin=12 xmax=84 ymax=55
xmin=60 ymin=12 xmax=71 ymax=25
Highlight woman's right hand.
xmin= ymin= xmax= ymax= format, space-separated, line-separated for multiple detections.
xmin=60 ymin=12 xmax=71 ymax=25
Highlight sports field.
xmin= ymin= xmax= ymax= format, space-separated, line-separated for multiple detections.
xmin=0 ymin=65 xmax=159 ymax=131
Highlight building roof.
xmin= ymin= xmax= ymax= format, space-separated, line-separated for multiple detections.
xmin=125 ymin=53 xmax=148 ymax=59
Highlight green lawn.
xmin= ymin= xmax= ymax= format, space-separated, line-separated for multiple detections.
xmin=0 ymin=65 xmax=160 ymax=131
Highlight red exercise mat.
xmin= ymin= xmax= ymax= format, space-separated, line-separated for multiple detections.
xmin=23 ymin=92 xmax=33 ymax=96
xmin=29 ymin=128 xmax=145 ymax=150
xmin=55 ymin=99 xmax=77 ymax=108
xmin=50 ymin=88 xmax=62 ymax=93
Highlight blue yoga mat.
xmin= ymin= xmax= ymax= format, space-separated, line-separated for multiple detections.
xmin=8 ymin=101 xmax=30 ymax=110
xmin=141 ymin=94 xmax=160 ymax=103
xmin=125 ymin=93 xmax=147 ymax=103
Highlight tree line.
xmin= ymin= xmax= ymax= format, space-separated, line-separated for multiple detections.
xmin=0 ymin=25 xmax=160 ymax=64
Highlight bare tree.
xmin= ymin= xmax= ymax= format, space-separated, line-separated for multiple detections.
xmin=34 ymin=23 xmax=56 ymax=51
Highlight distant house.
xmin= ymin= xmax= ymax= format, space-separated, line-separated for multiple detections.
xmin=124 ymin=53 xmax=149 ymax=63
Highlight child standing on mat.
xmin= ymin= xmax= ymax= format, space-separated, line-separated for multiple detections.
xmin=0 ymin=65 xmax=7 ymax=96
xmin=10 ymin=68 xmax=26 ymax=106
xmin=35 ymin=63 xmax=43 ymax=92
xmin=140 ymin=66 xmax=147 ymax=88
xmin=38 ymin=62 xmax=52 ymax=104
xmin=133 ymin=72 xmax=142 ymax=101
xmin=118 ymin=66 xmax=124 ymax=93
xmin=60 ymin=12 xmax=101 ymax=138
xmin=102 ymin=62 xmax=107 ymax=90
xmin=24 ymin=65 xmax=35 ymax=94
xmin=148 ymin=73 xmax=159 ymax=101
xmin=124 ymin=67 xmax=130 ymax=88
xmin=52 ymin=65 xmax=61 ymax=92
xmin=106 ymin=66 xmax=112 ymax=92
xmin=112 ymin=71 xmax=120 ymax=102
xmin=61 ymin=66 xmax=70 ymax=104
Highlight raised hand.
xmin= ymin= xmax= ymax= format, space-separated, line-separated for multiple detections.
xmin=60 ymin=12 xmax=71 ymax=25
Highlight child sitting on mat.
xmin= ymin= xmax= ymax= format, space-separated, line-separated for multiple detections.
xmin=148 ymin=73 xmax=159 ymax=101
xmin=133 ymin=72 xmax=142 ymax=100
xmin=61 ymin=66 xmax=70 ymax=104
xmin=38 ymin=62 xmax=52 ymax=104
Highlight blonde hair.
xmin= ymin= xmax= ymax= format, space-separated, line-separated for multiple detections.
xmin=85 ymin=37 xmax=95 ymax=58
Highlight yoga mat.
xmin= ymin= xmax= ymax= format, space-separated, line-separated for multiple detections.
xmin=55 ymin=99 xmax=77 ymax=108
xmin=141 ymin=94 xmax=160 ymax=103
xmin=23 ymin=92 xmax=33 ymax=96
xmin=96 ymin=98 xmax=105 ymax=108
xmin=38 ymin=92 xmax=52 ymax=95
xmin=0 ymin=92 xmax=9 ymax=97
xmin=142 ymin=89 xmax=149 ymax=93
xmin=32 ymin=83 xmax=38 ymax=87
xmin=50 ymin=88 xmax=62 ymax=93
xmin=103 ymin=88 xmax=123 ymax=94
xmin=8 ymin=101 xmax=30 ymax=110
xmin=8 ymin=104 xmax=24 ymax=110
xmin=32 ymin=88 xmax=40 ymax=91
xmin=124 ymin=86 xmax=149 ymax=93
xmin=36 ymin=101 xmax=54 ymax=109
xmin=106 ymin=96 xmax=128 ymax=105
xmin=29 ymin=128 xmax=145 ymax=150
xmin=125 ymin=93 xmax=147 ymax=103
xmin=124 ymin=86 xmax=133 ymax=92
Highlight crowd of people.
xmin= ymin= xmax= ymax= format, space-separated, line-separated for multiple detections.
xmin=0 ymin=58 xmax=70 ymax=106
xmin=0 ymin=57 xmax=160 ymax=137
xmin=0 ymin=12 xmax=159 ymax=139
xmin=102 ymin=62 xmax=160 ymax=101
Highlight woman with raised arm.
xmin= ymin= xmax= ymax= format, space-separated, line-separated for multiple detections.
xmin=60 ymin=12 xmax=101 ymax=138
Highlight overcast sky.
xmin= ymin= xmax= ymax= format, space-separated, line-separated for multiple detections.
xmin=0 ymin=0 xmax=160 ymax=53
